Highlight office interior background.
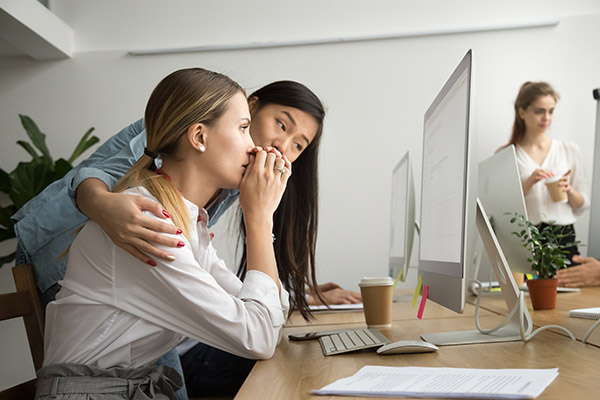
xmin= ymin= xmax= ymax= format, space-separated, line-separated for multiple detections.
xmin=1 ymin=0 xmax=600 ymax=389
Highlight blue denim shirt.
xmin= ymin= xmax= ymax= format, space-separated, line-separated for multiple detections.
xmin=11 ymin=119 xmax=239 ymax=293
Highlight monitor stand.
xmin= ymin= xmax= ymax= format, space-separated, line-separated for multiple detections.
xmin=421 ymin=199 xmax=533 ymax=345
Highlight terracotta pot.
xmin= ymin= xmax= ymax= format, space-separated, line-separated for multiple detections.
xmin=526 ymin=278 xmax=558 ymax=310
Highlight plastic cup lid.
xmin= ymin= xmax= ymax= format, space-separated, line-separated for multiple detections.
xmin=359 ymin=277 xmax=394 ymax=287
xmin=544 ymin=175 xmax=561 ymax=184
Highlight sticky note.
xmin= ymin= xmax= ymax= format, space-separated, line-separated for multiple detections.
xmin=412 ymin=275 xmax=423 ymax=307
xmin=417 ymin=285 xmax=429 ymax=319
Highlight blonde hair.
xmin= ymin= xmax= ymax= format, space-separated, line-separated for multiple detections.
xmin=114 ymin=68 xmax=244 ymax=238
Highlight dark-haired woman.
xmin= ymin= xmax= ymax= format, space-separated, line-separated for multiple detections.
xmin=503 ymin=81 xmax=589 ymax=265
xmin=37 ymin=67 xmax=291 ymax=400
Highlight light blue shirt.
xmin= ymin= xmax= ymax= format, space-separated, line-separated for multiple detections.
xmin=12 ymin=119 xmax=239 ymax=293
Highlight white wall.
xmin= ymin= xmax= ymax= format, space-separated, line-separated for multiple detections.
xmin=1 ymin=0 xmax=600 ymax=386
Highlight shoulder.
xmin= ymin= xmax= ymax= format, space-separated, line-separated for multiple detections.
xmin=553 ymin=139 xmax=582 ymax=156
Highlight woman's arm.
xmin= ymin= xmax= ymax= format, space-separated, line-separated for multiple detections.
xmin=522 ymin=168 xmax=554 ymax=195
xmin=76 ymin=179 xmax=182 ymax=264
xmin=239 ymin=149 xmax=291 ymax=291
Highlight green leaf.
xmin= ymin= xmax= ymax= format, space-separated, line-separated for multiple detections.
xmin=0 ymin=251 xmax=16 ymax=267
xmin=19 ymin=114 xmax=52 ymax=163
xmin=8 ymin=161 xmax=55 ymax=209
xmin=53 ymin=158 xmax=73 ymax=181
xmin=16 ymin=140 xmax=41 ymax=163
xmin=0 ymin=168 xmax=9 ymax=194
xmin=68 ymin=127 xmax=99 ymax=164
xmin=0 ymin=205 xmax=16 ymax=231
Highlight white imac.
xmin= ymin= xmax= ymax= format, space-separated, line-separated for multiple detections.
xmin=389 ymin=151 xmax=416 ymax=284
xmin=418 ymin=50 xmax=533 ymax=345
xmin=417 ymin=49 xmax=477 ymax=315
xmin=478 ymin=145 xmax=533 ymax=275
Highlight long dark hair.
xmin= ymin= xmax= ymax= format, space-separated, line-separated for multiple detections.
xmin=238 ymin=81 xmax=325 ymax=320
xmin=506 ymin=81 xmax=559 ymax=148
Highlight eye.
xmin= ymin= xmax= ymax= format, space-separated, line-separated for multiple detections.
xmin=294 ymin=142 xmax=304 ymax=152
xmin=276 ymin=119 xmax=286 ymax=132
xmin=240 ymin=124 xmax=249 ymax=134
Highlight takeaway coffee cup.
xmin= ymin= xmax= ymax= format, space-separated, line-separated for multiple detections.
xmin=359 ymin=277 xmax=394 ymax=328
xmin=545 ymin=175 xmax=568 ymax=203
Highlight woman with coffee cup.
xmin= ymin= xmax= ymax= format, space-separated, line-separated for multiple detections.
xmin=503 ymin=81 xmax=589 ymax=264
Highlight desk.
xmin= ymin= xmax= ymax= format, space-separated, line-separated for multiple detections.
xmin=469 ymin=287 xmax=600 ymax=347
xmin=236 ymin=290 xmax=600 ymax=399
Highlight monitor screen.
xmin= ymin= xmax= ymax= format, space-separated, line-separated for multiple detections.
xmin=389 ymin=151 xmax=415 ymax=283
xmin=417 ymin=49 xmax=476 ymax=314
xmin=478 ymin=145 xmax=533 ymax=274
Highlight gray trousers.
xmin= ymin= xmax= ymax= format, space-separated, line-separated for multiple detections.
xmin=35 ymin=363 xmax=182 ymax=400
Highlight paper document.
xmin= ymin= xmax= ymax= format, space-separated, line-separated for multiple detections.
xmin=308 ymin=303 xmax=363 ymax=312
xmin=313 ymin=365 xmax=558 ymax=399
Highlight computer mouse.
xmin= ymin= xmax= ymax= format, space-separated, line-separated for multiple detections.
xmin=376 ymin=340 xmax=439 ymax=355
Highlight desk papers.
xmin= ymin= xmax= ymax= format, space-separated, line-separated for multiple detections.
xmin=309 ymin=303 xmax=363 ymax=312
xmin=313 ymin=366 xmax=558 ymax=399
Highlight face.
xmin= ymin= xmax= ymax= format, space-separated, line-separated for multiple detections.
xmin=202 ymin=92 xmax=254 ymax=189
xmin=248 ymin=100 xmax=319 ymax=163
xmin=519 ymin=94 xmax=556 ymax=134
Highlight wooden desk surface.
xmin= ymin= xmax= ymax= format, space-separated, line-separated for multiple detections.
xmin=468 ymin=287 xmax=600 ymax=346
xmin=287 ymin=294 xmax=495 ymax=327
xmin=236 ymin=315 xmax=600 ymax=399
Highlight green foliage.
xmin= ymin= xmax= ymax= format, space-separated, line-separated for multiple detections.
xmin=508 ymin=213 xmax=580 ymax=279
xmin=0 ymin=115 xmax=99 ymax=266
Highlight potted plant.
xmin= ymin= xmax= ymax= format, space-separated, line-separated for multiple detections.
xmin=509 ymin=213 xmax=580 ymax=310
xmin=0 ymin=115 xmax=99 ymax=266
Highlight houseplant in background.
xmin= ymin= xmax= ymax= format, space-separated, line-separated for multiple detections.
xmin=0 ymin=114 xmax=99 ymax=266
xmin=509 ymin=213 xmax=580 ymax=310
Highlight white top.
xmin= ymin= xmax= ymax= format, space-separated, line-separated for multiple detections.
xmin=515 ymin=139 xmax=589 ymax=225
xmin=43 ymin=187 xmax=289 ymax=369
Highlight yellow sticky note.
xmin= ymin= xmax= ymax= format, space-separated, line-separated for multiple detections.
xmin=393 ymin=269 xmax=404 ymax=288
xmin=412 ymin=275 xmax=423 ymax=307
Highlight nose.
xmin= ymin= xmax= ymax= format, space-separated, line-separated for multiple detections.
xmin=272 ymin=138 xmax=290 ymax=158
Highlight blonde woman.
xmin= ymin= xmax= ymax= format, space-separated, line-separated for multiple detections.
xmin=36 ymin=68 xmax=290 ymax=399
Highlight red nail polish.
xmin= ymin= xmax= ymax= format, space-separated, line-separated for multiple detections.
xmin=147 ymin=260 xmax=157 ymax=267
xmin=210 ymin=233 xmax=215 ymax=240
xmin=176 ymin=229 xmax=182 ymax=235
xmin=177 ymin=241 xmax=185 ymax=247
xmin=162 ymin=210 xmax=171 ymax=218
xmin=197 ymin=215 xmax=202 ymax=222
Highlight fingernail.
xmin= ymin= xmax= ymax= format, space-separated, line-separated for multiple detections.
xmin=177 ymin=241 xmax=185 ymax=247
xmin=147 ymin=260 xmax=157 ymax=267
xmin=210 ymin=233 xmax=215 ymax=240
xmin=176 ymin=228 xmax=182 ymax=235
xmin=162 ymin=210 xmax=171 ymax=218
xmin=166 ymin=255 xmax=176 ymax=262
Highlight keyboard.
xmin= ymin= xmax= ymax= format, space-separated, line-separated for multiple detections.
xmin=319 ymin=328 xmax=389 ymax=356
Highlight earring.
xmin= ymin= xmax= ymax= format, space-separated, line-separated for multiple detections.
xmin=199 ymin=144 xmax=205 ymax=152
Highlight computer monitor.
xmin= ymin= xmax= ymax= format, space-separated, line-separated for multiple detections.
xmin=418 ymin=50 xmax=533 ymax=345
xmin=389 ymin=151 xmax=416 ymax=283
xmin=478 ymin=145 xmax=533 ymax=274
xmin=417 ymin=49 xmax=477 ymax=314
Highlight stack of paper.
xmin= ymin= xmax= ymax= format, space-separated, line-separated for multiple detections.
xmin=313 ymin=365 xmax=558 ymax=399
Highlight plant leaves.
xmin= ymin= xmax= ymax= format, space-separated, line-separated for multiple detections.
xmin=53 ymin=158 xmax=73 ymax=181
xmin=0 ymin=251 xmax=16 ymax=267
xmin=0 ymin=168 xmax=9 ymax=194
xmin=68 ymin=127 xmax=99 ymax=164
xmin=16 ymin=140 xmax=41 ymax=162
xmin=19 ymin=115 xmax=52 ymax=164
xmin=8 ymin=161 xmax=55 ymax=209
xmin=0 ymin=205 xmax=16 ymax=231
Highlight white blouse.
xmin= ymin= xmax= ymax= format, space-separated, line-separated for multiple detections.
xmin=515 ymin=139 xmax=589 ymax=225
xmin=43 ymin=187 xmax=289 ymax=369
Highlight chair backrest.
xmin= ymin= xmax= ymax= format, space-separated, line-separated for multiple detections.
xmin=0 ymin=264 xmax=44 ymax=400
